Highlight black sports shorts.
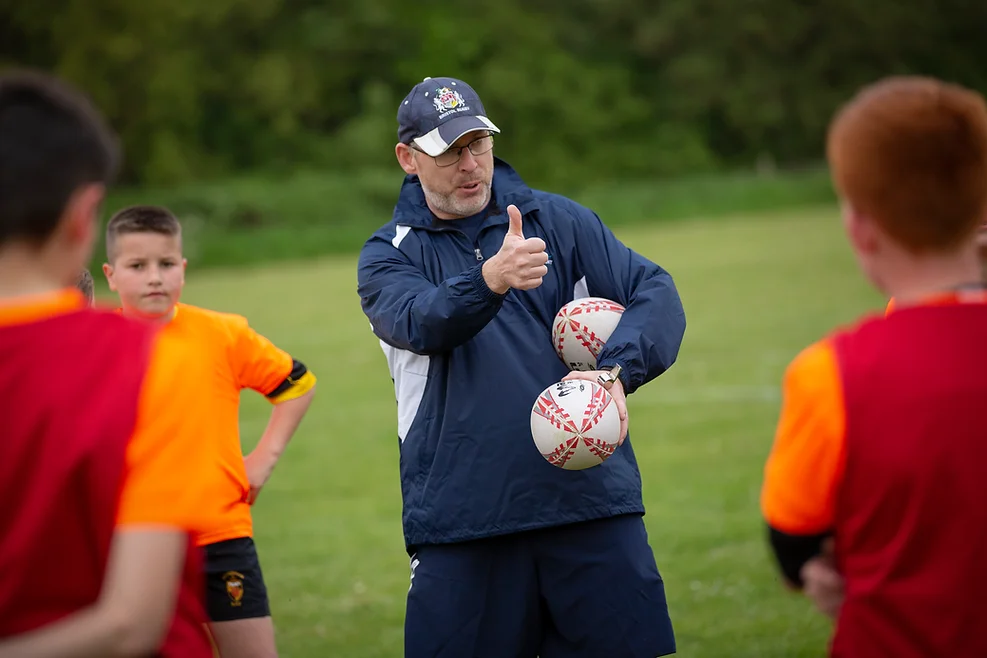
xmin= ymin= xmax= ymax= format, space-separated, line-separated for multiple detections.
xmin=203 ymin=537 xmax=271 ymax=622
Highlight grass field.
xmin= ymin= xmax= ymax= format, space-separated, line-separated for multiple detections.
xmin=109 ymin=206 xmax=886 ymax=657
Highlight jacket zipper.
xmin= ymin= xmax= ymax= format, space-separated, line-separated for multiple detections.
xmin=398 ymin=223 xmax=486 ymax=263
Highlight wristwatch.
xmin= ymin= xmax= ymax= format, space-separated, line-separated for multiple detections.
xmin=597 ymin=364 xmax=623 ymax=389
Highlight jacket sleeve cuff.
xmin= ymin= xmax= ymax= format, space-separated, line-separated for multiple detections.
xmin=469 ymin=263 xmax=507 ymax=305
xmin=596 ymin=359 xmax=632 ymax=392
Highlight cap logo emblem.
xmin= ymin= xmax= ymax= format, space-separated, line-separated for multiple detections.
xmin=433 ymin=87 xmax=467 ymax=117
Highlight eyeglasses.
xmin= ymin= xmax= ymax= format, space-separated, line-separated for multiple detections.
xmin=412 ymin=134 xmax=494 ymax=167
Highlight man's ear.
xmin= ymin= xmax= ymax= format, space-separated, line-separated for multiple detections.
xmin=396 ymin=143 xmax=417 ymax=175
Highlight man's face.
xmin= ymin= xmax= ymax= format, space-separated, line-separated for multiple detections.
xmin=396 ymin=131 xmax=495 ymax=219
xmin=103 ymin=232 xmax=186 ymax=318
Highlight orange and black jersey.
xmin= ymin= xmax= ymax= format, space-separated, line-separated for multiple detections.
xmin=147 ymin=303 xmax=316 ymax=546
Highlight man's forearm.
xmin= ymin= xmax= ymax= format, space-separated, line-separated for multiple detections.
xmin=363 ymin=265 xmax=507 ymax=355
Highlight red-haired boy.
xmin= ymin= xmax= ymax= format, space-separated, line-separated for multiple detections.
xmin=762 ymin=76 xmax=987 ymax=657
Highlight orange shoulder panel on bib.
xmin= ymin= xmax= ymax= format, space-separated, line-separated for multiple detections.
xmin=761 ymin=339 xmax=848 ymax=535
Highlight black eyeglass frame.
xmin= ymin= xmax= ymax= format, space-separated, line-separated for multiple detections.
xmin=409 ymin=133 xmax=495 ymax=167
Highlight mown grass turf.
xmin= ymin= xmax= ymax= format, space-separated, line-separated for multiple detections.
xmin=116 ymin=205 xmax=882 ymax=657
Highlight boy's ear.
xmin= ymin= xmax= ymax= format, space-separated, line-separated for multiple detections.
xmin=101 ymin=262 xmax=117 ymax=292
xmin=63 ymin=184 xmax=103 ymax=243
xmin=842 ymin=202 xmax=879 ymax=256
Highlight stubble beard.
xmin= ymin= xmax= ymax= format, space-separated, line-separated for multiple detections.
xmin=422 ymin=180 xmax=492 ymax=219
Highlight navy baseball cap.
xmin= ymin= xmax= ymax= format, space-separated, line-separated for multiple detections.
xmin=397 ymin=77 xmax=500 ymax=156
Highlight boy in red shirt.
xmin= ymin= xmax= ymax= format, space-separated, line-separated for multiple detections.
xmin=0 ymin=70 xmax=213 ymax=657
xmin=761 ymin=76 xmax=987 ymax=657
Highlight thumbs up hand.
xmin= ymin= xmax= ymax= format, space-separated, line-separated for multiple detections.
xmin=482 ymin=204 xmax=549 ymax=294
xmin=506 ymin=203 xmax=526 ymax=239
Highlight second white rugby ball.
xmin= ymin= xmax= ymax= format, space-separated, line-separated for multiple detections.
xmin=551 ymin=297 xmax=625 ymax=371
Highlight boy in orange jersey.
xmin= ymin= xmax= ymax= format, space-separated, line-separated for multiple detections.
xmin=761 ymin=76 xmax=987 ymax=658
xmin=102 ymin=205 xmax=317 ymax=658
xmin=0 ymin=71 xmax=215 ymax=657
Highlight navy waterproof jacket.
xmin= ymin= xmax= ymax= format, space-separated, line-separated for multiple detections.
xmin=357 ymin=157 xmax=686 ymax=549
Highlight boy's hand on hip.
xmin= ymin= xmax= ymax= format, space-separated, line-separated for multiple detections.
xmin=243 ymin=449 xmax=278 ymax=505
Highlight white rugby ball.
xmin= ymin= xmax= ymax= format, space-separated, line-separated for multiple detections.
xmin=530 ymin=379 xmax=621 ymax=470
xmin=551 ymin=297 xmax=625 ymax=371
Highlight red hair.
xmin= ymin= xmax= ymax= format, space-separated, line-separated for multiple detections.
xmin=827 ymin=76 xmax=987 ymax=253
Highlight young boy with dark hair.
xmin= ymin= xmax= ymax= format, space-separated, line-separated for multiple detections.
xmin=761 ymin=76 xmax=987 ymax=657
xmin=103 ymin=204 xmax=317 ymax=658
xmin=0 ymin=70 xmax=214 ymax=656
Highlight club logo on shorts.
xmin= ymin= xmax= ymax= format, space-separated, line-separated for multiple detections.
xmin=433 ymin=87 xmax=465 ymax=114
xmin=223 ymin=571 xmax=245 ymax=607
